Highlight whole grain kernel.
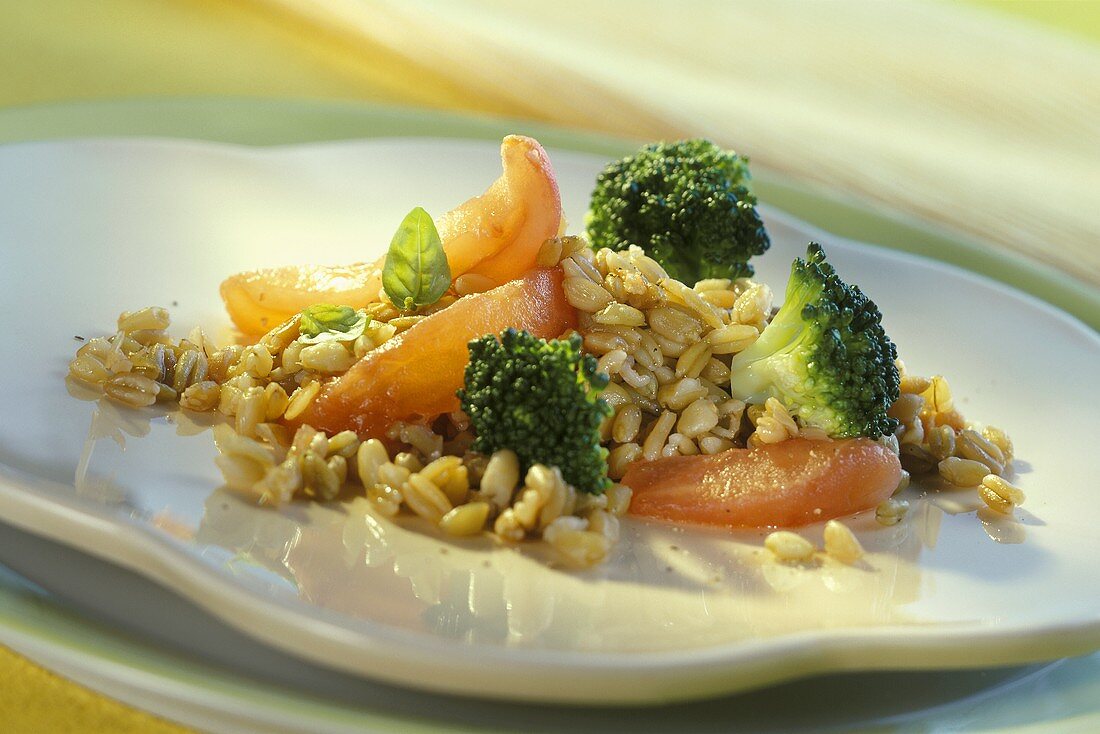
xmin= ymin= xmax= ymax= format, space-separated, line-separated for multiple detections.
xmin=677 ymin=398 xmax=719 ymax=437
xmin=367 ymin=483 xmax=403 ymax=517
xmin=651 ymin=331 xmax=689 ymax=358
xmin=327 ymin=454 xmax=348 ymax=485
xmin=259 ymin=314 xmax=302 ymax=354
xmin=480 ymin=449 xmax=520 ymax=510
xmin=240 ymin=345 xmax=274 ymax=379
xmin=377 ymin=461 xmax=412 ymax=490
xmin=389 ymin=315 xmax=424 ymax=333
xmin=493 ymin=508 xmax=525 ymax=542
xmin=234 ymin=386 xmax=267 ymax=438
xmin=899 ymin=419 xmax=924 ymax=446
xmin=876 ymin=498 xmax=909 ymax=526
xmin=980 ymin=425 xmax=1014 ymax=461
xmin=900 ymin=443 xmax=937 ymax=475
xmin=700 ymin=357 xmax=730 ymax=383
xmin=586 ymin=509 xmax=620 ymax=543
xmin=563 ymin=277 xmax=614 ymax=312
xmin=979 ymin=474 xmax=1025 ymax=513
xmin=733 ymin=283 xmax=772 ymax=326
xmin=403 ymin=474 xmax=452 ymax=523
xmin=647 ymin=305 xmax=704 ymax=343
xmin=117 ymin=306 xmax=170 ymax=333
xmin=956 ymin=429 xmax=1005 ymax=476
xmin=657 ymin=377 xmax=709 ymax=411
xmin=103 ymin=373 xmax=159 ymax=407
xmin=764 ymin=531 xmax=815 ymax=562
xmin=301 ymin=452 xmax=341 ymax=501
xmin=607 ymin=442 xmax=642 ymax=480
xmin=563 ymin=254 xmax=603 ymax=283
xmin=326 ymin=430 xmax=360 ymax=459
xmin=612 ymin=404 xmax=643 ymax=443
xmin=548 ymin=529 xmax=611 ymax=568
xmin=894 ymin=469 xmax=911 ymax=494
xmin=439 ymin=502 xmax=490 ymax=536
xmin=900 ymin=374 xmax=932 ymax=394
xmin=605 ymin=484 xmax=633 ymax=516
xmin=675 ymin=341 xmax=712 ymax=378
xmin=68 ymin=353 xmax=112 ymax=385
xmin=922 ymin=375 xmax=954 ymax=413
xmin=535 ymin=237 xmax=564 ymax=267
xmin=299 ymin=341 xmax=354 ymax=374
xmin=255 ymin=422 xmax=291 ymax=452
xmin=419 ymin=454 xmax=463 ymax=485
xmin=583 ymin=331 xmax=629 ymax=355
xmin=262 ymin=382 xmax=290 ymax=420
xmin=698 ymin=289 xmax=737 ymax=309
xmin=707 ymin=323 xmax=759 ymax=354
xmin=284 ymin=381 xmax=321 ymax=421
xmin=393 ymin=452 xmax=423 ymax=472
xmin=596 ymin=349 xmax=629 ymax=376
xmin=173 ymin=349 xmax=209 ymax=393
xmin=594 ymin=303 xmax=646 ymax=327
xmin=925 ymin=425 xmax=956 ymax=461
xmin=699 ymin=435 xmax=735 ymax=454
xmin=937 ymin=456 xmax=989 ymax=487
xmin=823 ymin=520 xmax=864 ymax=564
xmin=888 ymin=393 xmax=924 ymax=424
xmin=642 ymin=411 xmax=677 ymax=461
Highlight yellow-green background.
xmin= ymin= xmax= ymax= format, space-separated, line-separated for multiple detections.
xmin=2 ymin=2 xmax=1097 ymax=107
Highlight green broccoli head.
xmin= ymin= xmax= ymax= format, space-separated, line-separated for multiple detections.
xmin=728 ymin=243 xmax=900 ymax=439
xmin=586 ymin=139 xmax=770 ymax=283
xmin=457 ymin=328 xmax=612 ymax=494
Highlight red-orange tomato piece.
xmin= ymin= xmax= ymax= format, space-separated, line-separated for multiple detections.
xmin=437 ymin=134 xmax=562 ymax=287
xmin=624 ymin=438 xmax=901 ymax=529
xmin=294 ymin=267 xmax=576 ymax=438
xmin=220 ymin=135 xmax=562 ymax=336
xmin=219 ymin=263 xmax=378 ymax=337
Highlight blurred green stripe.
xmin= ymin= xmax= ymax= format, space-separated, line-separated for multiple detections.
xmin=966 ymin=0 xmax=1100 ymax=44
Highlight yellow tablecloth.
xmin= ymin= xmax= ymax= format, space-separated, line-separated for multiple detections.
xmin=1 ymin=1 xmax=1097 ymax=731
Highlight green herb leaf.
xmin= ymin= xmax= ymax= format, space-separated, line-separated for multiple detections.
xmin=298 ymin=304 xmax=370 ymax=344
xmin=382 ymin=206 xmax=451 ymax=312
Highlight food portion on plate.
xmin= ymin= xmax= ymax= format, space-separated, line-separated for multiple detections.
xmin=65 ymin=135 xmax=1022 ymax=568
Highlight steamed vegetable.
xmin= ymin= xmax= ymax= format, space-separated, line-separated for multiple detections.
xmin=586 ymin=139 xmax=769 ymax=283
xmin=458 ymin=328 xmax=612 ymax=494
xmin=728 ymin=243 xmax=900 ymax=439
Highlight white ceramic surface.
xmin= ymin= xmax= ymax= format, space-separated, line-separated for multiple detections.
xmin=0 ymin=138 xmax=1097 ymax=704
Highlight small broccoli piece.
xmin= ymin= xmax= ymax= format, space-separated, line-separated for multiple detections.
xmin=586 ymin=139 xmax=770 ymax=283
xmin=728 ymin=243 xmax=900 ymax=439
xmin=458 ymin=328 xmax=612 ymax=494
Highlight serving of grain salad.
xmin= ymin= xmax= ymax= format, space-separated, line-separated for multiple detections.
xmin=66 ymin=135 xmax=1020 ymax=569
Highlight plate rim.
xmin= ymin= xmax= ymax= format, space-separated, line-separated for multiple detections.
xmin=1 ymin=134 xmax=1099 ymax=704
xmin=4 ymin=460 xmax=1100 ymax=706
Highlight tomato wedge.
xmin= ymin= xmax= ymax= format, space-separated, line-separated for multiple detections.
xmin=624 ymin=438 xmax=901 ymax=528
xmin=220 ymin=135 xmax=562 ymax=336
xmin=293 ymin=267 xmax=576 ymax=438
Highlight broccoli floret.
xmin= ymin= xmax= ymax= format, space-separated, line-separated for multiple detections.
xmin=728 ymin=243 xmax=900 ymax=439
xmin=457 ymin=328 xmax=612 ymax=494
xmin=586 ymin=139 xmax=770 ymax=283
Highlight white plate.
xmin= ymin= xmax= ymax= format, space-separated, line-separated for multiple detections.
xmin=0 ymin=138 xmax=1097 ymax=705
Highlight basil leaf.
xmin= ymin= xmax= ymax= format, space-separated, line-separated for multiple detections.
xmin=382 ymin=206 xmax=451 ymax=312
xmin=298 ymin=305 xmax=369 ymax=344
